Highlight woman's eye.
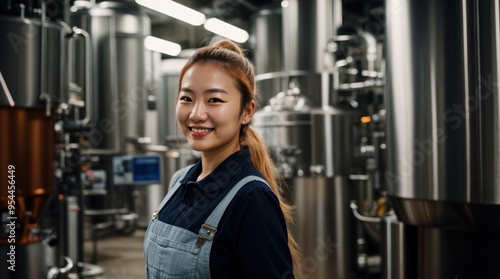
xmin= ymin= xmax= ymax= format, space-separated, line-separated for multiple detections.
xmin=179 ymin=96 xmax=192 ymax=102
xmin=208 ymin=98 xmax=222 ymax=103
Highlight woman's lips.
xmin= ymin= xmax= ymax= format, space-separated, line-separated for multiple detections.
xmin=190 ymin=127 xmax=214 ymax=137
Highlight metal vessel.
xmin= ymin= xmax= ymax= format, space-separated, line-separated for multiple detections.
xmin=386 ymin=0 xmax=500 ymax=228
xmin=385 ymin=0 xmax=500 ymax=277
xmin=71 ymin=1 xmax=151 ymax=154
xmin=0 ymin=1 xmax=75 ymax=277
xmin=251 ymin=7 xmax=283 ymax=105
xmin=158 ymin=59 xmax=189 ymax=142
xmin=251 ymin=1 xmax=363 ymax=278
xmin=253 ymin=89 xmax=359 ymax=279
xmin=380 ymin=212 xmax=417 ymax=279
xmin=70 ymin=1 xmax=159 ymax=234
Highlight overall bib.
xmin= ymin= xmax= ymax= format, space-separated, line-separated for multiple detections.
xmin=144 ymin=167 xmax=269 ymax=279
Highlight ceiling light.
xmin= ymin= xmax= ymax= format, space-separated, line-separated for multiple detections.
xmin=144 ymin=36 xmax=182 ymax=56
xmin=136 ymin=0 xmax=206 ymax=26
xmin=204 ymin=18 xmax=249 ymax=43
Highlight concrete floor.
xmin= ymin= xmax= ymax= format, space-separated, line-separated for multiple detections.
xmin=83 ymin=229 xmax=146 ymax=279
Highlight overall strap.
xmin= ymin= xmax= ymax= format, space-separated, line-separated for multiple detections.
xmin=196 ymin=175 xmax=269 ymax=246
xmin=156 ymin=165 xmax=192 ymax=212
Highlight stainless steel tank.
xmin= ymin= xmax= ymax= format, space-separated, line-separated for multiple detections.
xmin=158 ymin=59 xmax=189 ymax=141
xmin=251 ymin=1 xmax=358 ymax=278
xmin=70 ymin=1 xmax=156 ymax=236
xmin=252 ymin=0 xmax=342 ymax=107
xmin=385 ymin=0 xmax=500 ymax=277
xmin=385 ymin=0 xmax=500 ymax=229
xmin=380 ymin=212 xmax=417 ymax=279
xmin=251 ymin=6 xmax=284 ymax=105
xmin=0 ymin=1 xmax=68 ymax=278
xmin=71 ymin=1 xmax=151 ymax=154
xmin=253 ymin=88 xmax=359 ymax=279
xmin=0 ymin=13 xmax=66 ymax=108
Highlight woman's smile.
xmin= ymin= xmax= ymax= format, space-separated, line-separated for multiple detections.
xmin=190 ymin=126 xmax=215 ymax=137
xmin=176 ymin=62 xmax=250 ymax=159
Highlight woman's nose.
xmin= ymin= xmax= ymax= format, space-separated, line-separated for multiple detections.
xmin=189 ymin=102 xmax=208 ymax=121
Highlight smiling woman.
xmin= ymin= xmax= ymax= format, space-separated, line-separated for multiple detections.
xmin=143 ymin=39 xmax=302 ymax=279
xmin=176 ymin=62 xmax=253 ymax=168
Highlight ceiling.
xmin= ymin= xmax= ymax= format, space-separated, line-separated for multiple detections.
xmin=137 ymin=0 xmax=280 ymax=52
xmin=145 ymin=0 xmax=279 ymax=24
xmin=131 ymin=0 xmax=383 ymax=56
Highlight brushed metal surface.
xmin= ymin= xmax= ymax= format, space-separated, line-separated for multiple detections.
xmin=71 ymin=1 xmax=151 ymax=153
xmin=380 ymin=213 xmax=417 ymax=279
xmin=385 ymin=0 xmax=500 ymax=206
xmin=0 ymin=16 xmax=66 ymax=108
xmin=290 ymin=176 xmax=356 ymax=279
xmin=253 ymin=107 xmax=357 ymax=177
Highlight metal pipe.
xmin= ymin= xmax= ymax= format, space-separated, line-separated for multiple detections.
xmin=72 ymin=27 xmax=92 ymax=125
xmin=40 ymin=1 xmax=48 ymax=115
xmin=19 ymin=3 xmax=25 ymax=18
xmin=46 ymin=257 xmax=74 ymax=279
xmin=332 ymin=0 xmax=342 ymax=37
xmin=127 ymin=136 xmax=169 ymax=152
xmin=338 ymin=80 xmax=384 ymax=91
xmin=350 ymin=200 xmax=381 ymax=223
xmin=0 ymin=71 xmax=15 ymax=107
xmin=110 ymin=17 xmax=121 ymax=152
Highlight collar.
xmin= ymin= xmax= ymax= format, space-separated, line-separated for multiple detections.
xmin=180 ymin=148 xmax=253 ymax=193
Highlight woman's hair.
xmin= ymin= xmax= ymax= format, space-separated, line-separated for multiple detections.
xmin=178 ymin=39 xmax=302 ymax=277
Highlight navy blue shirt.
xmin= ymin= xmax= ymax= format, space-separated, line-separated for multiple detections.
xmin=158 ymin=148 xmax=294 ymax=279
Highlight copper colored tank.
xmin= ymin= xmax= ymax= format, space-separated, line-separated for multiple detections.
xmin=0 ymin=107 xmax=55 ymax=245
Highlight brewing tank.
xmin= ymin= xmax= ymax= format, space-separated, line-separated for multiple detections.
xmin=71 ymin=1 xmax=151 ymax=154
xmin=251 ymin=7 xmax=283 ymax=105
xmin=253 ymin=89 xmax=359 ymax=279
xmin=0 ymin=1 xmax=67 ymax=246
xmin=251 ymin=1 xmax=360 ymax=278
xmin=385 ymin=0 xmax=500 ymax=277
xmin=385 ymin=0 xmax=500 ymax=228
xmin=0 ymin=14 xmax=66 ymax=108
xmin=252 ymin=0 xmax=342 ymax=108
xmin=0 ymin=1 xmax=68 ymax=277
xmin=158 ymin=59 xmax=189 ymax=141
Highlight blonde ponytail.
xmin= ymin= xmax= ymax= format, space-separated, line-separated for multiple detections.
xmin=242 ymin=127 xmax=303 ymax=278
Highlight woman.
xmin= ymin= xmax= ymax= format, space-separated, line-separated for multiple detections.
xmin=144 ymin=39 xmax=301 ymax=279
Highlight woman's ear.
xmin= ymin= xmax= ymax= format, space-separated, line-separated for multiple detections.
xmin=243 ymin=100 xmax=256 ymax=124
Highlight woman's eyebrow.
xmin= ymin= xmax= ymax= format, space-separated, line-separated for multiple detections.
xmin=204 ymin=88 xmax=228 ymax=94
xmin=180 ymin=87 xmax=228 ymax=94
xmin=180 ymin=87 xmax=194 ymax=93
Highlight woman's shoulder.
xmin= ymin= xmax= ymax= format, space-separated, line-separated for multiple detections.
xmin=225 ymin=175 xmax=287 ymax=234
xmin=231 ymin=176 xmax=279 ymax=208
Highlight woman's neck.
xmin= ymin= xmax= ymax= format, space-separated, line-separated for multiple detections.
xmin=197 ymin=146 xmax=241 ymax=181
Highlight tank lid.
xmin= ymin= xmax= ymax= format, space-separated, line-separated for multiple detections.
xmin=263 ymin=83 xmax=312 ymax=112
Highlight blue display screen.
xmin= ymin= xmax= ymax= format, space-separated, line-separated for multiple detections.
xmin=113 ymin=155 xmax=161 ymax=185
xmin=132 ymin=156 xmax=161 ymax=183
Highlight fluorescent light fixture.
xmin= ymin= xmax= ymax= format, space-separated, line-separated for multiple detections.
xmin=144 ymin=36 xmax=182 ymax=56
xmin=136 ymin=0 xmax=206 ymax=26
xmin=204 ymin=18 xmax=249 ymax=43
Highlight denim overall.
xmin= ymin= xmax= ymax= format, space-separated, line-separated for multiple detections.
xmin=144 ymin=166 xmax=269 ymax=279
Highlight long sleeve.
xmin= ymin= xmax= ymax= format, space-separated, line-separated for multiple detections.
xmin=210 ymin=183 xmax=295 ymax=279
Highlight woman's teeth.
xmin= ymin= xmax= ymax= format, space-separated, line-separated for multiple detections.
xmin=191 ymin=128 xmax=212 ymax=133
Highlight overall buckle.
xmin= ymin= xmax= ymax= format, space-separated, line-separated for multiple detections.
xmin=195 ymin=224 xmax=217 ymax=247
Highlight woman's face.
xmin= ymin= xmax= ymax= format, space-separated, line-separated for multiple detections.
xmin=176 ymin=63 xmax=254 ymax=158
